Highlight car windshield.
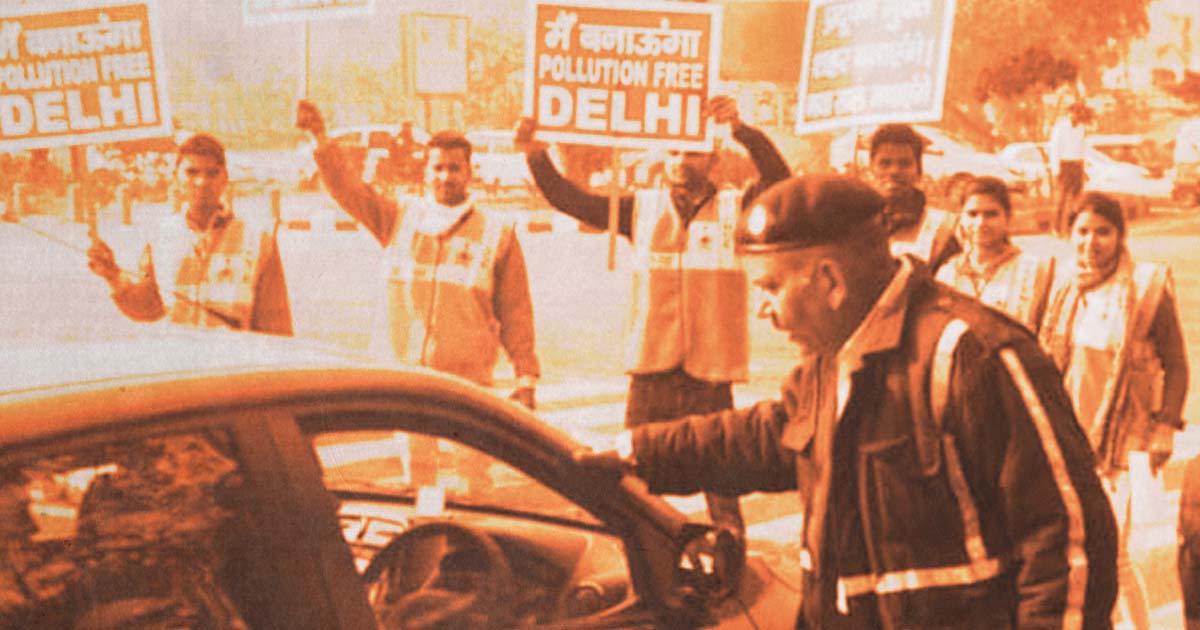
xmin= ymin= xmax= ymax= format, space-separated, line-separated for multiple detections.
xmin=313 ymin=430 xmax=603 ymax=527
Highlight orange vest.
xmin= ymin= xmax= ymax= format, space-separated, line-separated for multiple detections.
xmin=151 ymin=215 xmax=265 ymax=330
xmin=935 ymin=250 xmax=1055 ymax=333
xmin=625 ymin=188 xmax=748 ymax=382
xmin=372 ymin=203 xmax=511 ymax=386
xmin=889 ymin=207 xmax=957 ymax=265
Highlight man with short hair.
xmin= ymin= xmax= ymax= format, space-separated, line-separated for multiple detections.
xmin=515 ymin=95 xmax=790 ymax=543
xmin=86 ymin=133 xmax=293 ymax=335
xmin=583 ymin=174 xmax=1118 ymax=628
xmin=1049 ymin=101 xmax=1090 ymax=235
xmin=867 ymin=123 xmax=959 ymax=270
xmin=296 ymin=101 xmax=539 ymax=407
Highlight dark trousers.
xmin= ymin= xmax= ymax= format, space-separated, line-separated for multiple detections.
xmin=625 ymin=368 xmax=745 ymax=535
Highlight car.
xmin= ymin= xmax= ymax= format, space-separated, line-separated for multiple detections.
xmin=1174 ymin=119 xmax=1200 ymax=205
xmin=0 ymin=331 xmax=797 ymax=629
xmin=297 ymin=123 xmax=430 ymax=190
xmin=829 ymin=124 xmax=1028 ymax=202
xmin=999 ymin=140 xmax=1167 ymax=219
xmin=466 ymin=129 xmax=534 ymax=194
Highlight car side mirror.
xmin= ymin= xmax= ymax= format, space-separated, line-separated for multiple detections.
xmin=674 ymin=523 xmax=742 ymax=607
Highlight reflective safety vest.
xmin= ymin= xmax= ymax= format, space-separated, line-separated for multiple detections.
xmin=151 ymin=214 xmax=268 ymax=330
xmin=935 ymin=249 xmax=1055 ymax=334
xmin=625 ymin=188 xmax=748 ymax=383
xmin=371 ymin=203 xmax=511 ymax=386
xmin=889 ymin=207 xmax=957 ymax=267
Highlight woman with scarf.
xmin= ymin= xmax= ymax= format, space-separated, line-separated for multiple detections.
xmin=1040 ymin=190 xmax=1189 ymax=630
xmin=936 ymin=176 xmax=1055 ymax=332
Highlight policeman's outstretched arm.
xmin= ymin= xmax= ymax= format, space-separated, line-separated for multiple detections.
xmin=515 ymin=118 xmax=634 ymax=237
xmin=295 ymin=99 xmax=400 ymax=246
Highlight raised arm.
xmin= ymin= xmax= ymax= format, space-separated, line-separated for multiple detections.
xmin=297 ymin=100 xmax=402 ymax=247
xmin=708 ymin=95 xmax=790 ymax=206
xmin=515 ymin=119 xmax=634 ymax=237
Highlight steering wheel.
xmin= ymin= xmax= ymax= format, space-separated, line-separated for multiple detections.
xmin=362 ymin=521 xmax=516 ymax=630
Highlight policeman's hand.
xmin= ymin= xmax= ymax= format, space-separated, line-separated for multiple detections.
xmin=513 ymin=118 xmax=547 ymax=156
xmin=572 ymin=449 xmax=629 ymax=484
xmin=1150 ymin=420 xmax=1177 ymax=474
xmin=86 ymin=238 xmax=120 ymax=286
xmin=508 ymin=386 xmax=536 ymax=410
xmin=705 ymin=95 xmax=742 ymax=132
xmin=295 ymin=99 xmax=327 ymax=142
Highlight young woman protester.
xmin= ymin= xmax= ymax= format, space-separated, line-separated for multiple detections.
xmin=1040 ymin=191 xmax=1190 ymax=630
xmin=935 ymin=175 xmax=1055 ymax=332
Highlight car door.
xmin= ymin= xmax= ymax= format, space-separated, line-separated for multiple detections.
xmin=267 ymin=396 xmax=673 ymax=630
xmin=0 ymin=409 xmax=371 ymax=630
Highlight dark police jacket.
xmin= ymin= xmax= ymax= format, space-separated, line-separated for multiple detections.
xmin=631 ymin=258 xmax=1117 ymax=629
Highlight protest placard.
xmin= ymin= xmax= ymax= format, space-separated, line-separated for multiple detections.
xmin=243 ymin=0 xmax=375 ymax=25
xmin=796 ymin=0 xmax=956 ymax=133
xmin=523 ymin=0 xmax=722 ymax=152
xmin=0 ymin=1 xmax=172 ymax=152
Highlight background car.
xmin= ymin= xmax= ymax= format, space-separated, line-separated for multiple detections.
xmin=0 ymin=331 xmax=798 ymax=629
xmin=297 ymin=123 xmax=430 ymax=190
xmin=829 ymin=124 xmax=1028 ymax=202
xmin=999 ymin=140 xmax=1167 ymax=220
xmin=465 ymin=128 xmax=535 ymax=195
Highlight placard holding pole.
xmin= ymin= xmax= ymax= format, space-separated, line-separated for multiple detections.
xmin=795 ymin=0 xmax=956 ymax=134
xmin=607 ymin=148 xmax=620 ymax=271
xmin=0 ymin=1 xmax=173 ymax=153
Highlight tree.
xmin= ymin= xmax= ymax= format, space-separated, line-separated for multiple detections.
xmin=945 ymin=0 xmax=1150 ymax=146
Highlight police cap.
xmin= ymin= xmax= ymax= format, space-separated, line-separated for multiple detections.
xmin=735 ymin=174 xmax=885 ymax=253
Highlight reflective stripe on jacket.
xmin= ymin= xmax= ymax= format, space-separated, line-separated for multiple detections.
xmin=625 ymin=188 xmax=748 ymax=382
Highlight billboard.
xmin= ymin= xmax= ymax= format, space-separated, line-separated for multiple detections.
xmin=0 ymin=1 xmax=172 ymax=152
xmin=524 ymin=0 xmax=722 ymax=151
xmin=796 ymin=0 xmax=956 ymax=133
xmin=243 ymin=0 xmax=375 ymax=25
xmin=411 ymin=13 xmax=469 ymax=96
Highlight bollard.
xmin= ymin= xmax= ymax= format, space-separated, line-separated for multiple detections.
xmin=69 ymin=182 xmax=83 ymax=223
xmin=118 ymin=184 xmax=132 ymax=225
xmin=269 ymin=187 xmax=281 ymax=226
xmin=2 ymin=184 xmax=19 ymax=223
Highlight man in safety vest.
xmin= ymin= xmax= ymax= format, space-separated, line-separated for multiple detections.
xmin=296 ymin=101 xmax=540 ymax=407
xmin=866 ymin=123 xmax=960 ymax=271
xmin=515 ymin=95 xmax=790 ymax=544
xmin=86 ymin=133 xmax=294 ymax=335
xmin=579 ymin=174 xmax=1118 ymax=629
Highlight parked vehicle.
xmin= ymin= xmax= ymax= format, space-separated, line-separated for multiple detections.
xmin=297 ymin=123 xmax=429 ymax=190
xmin=465 ymin=129 xmax=534 ymax=194
xmin=1174 ymin=119 xmax=1200 ymax=206
xmin=0 ymin=330 xmax=798 ymax=629
xmin=829 ymin=124 xmax=1028 ymax=201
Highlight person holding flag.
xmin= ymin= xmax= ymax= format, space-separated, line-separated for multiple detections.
xmin=514 ymin=94 xmax=789 ymax=546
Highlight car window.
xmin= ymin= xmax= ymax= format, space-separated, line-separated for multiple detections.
xmin=0 ymin=429 xmax=260 ymax=629
xmin=312 ymin=430 xmax=602 ymax=528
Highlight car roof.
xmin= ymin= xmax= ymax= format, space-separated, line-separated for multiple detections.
xmin=0 ymin=330 xmax=575 ymax=452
